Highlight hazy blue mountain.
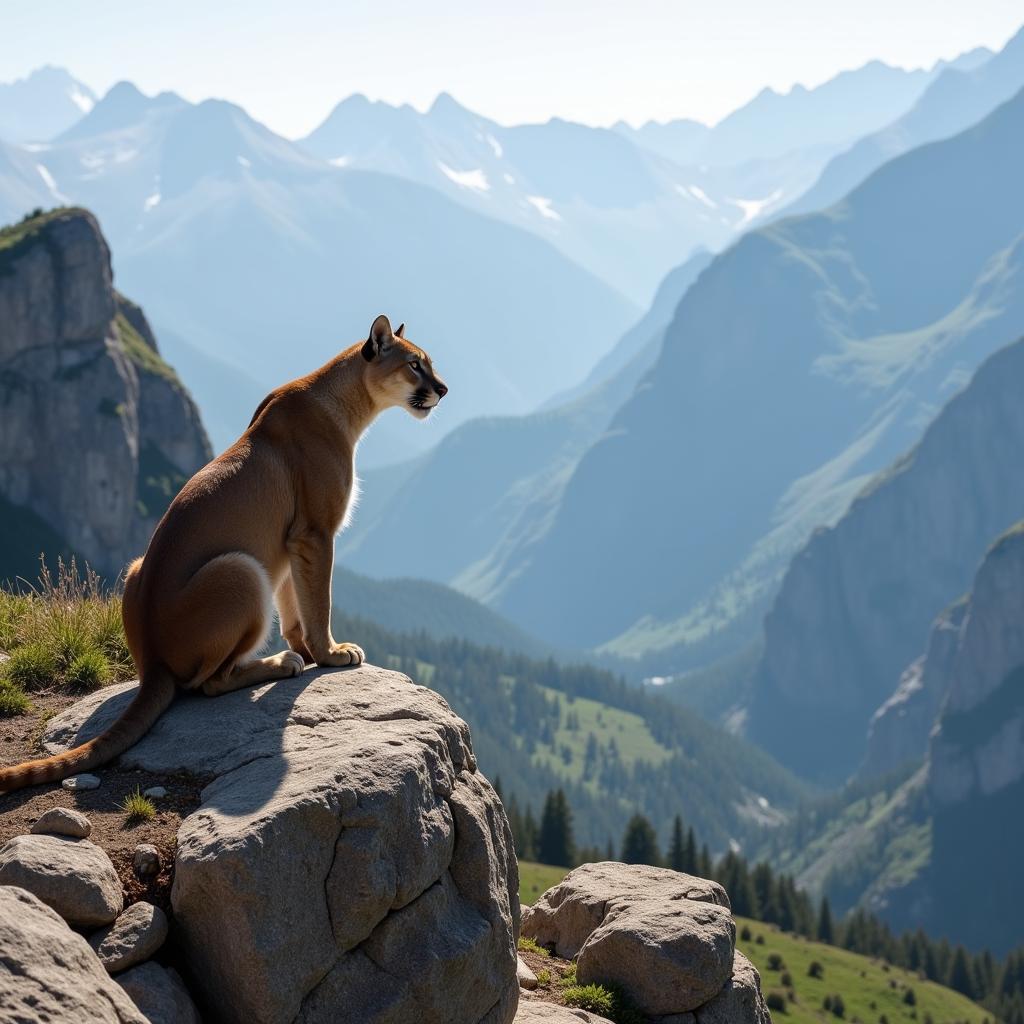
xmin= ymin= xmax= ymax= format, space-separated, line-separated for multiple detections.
xmin=337 ymin=249 xmax=715 ymax=594
xmin=617 ymin=49 xmax=990 ymax=168
xmin=10 ymin=84 xmax=638 ymax=462
xmin=479 ymin=86 xmax=1024 ymax=670
xmin=786 ymin=25 xmax=1024 ymax=216
xmin=0 ymin=66 xmax=96 ymax=143
xmin=302 ymin=91 xmax=737 ymax=303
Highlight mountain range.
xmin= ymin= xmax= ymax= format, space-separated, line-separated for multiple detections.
xmin=353 ymin=78 xmax=1024 ymax=678
xmin=616 ymin=48 xmax=991 ymax=167
xmin=0 ymin=82 xmax=642 ymax=462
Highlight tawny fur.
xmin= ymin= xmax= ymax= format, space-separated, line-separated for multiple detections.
xmin=0 ymin=316 xmax=447 ymax=793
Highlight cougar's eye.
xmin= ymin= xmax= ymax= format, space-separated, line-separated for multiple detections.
xmin=409 ymin=360 xmax=421 ymax=373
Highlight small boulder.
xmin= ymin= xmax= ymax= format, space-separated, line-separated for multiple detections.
xmin=0 ymin=885 xmax=146 ymax=1023
xmin=117 ymin=961 xmax=202 ymax=1024
xmin=522 ymin=862 xmax=729 ymax=959
xmin=514 ymin=1004 xmax=614 ymax=1023
xmin=517 ymin=955 xmax=538 ymax=990
xmin=62 ymin=772 xmax=101 ymax=790
xmin=31 ymin=805 xmax=92 ymax=838
xmin=133 ymin=843 xmax=161 ymax=880
xmin=143 ymin=786 xmax=168 ymax=798
xmin=577 ymin=899 xmax=735 ymax=1014
xmin=0 ymin=833 xmax=122 ymax=927
xmin=695 ymin=951 xmax=771 ymax=1024
xmin=90 ymin=901 xmax=169 ymax=973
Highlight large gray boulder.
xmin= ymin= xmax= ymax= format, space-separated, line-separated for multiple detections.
xmin=44 ymin=664 xmax=520 ymax=1024
xmin=0 ymin=833 xmax=123 ymax=927
xmin=0 ymin=885 xmax=147 ymax=1024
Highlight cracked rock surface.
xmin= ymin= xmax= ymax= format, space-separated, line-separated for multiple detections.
xmin=44 ymin=664 xmax=520 ymax=1024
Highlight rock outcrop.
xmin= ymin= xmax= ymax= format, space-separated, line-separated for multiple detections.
xmin=0 ymin=207 xmax=210 ymax=579
xmin=522 ymin=863 xmax=769 ymax=1022
xmin=0 ymin=885 xmax=147 ymax=1024
xmin=752 ymin=336 xmax=1024 ymax=784
xmin=43 ymin=664 xmax=520 ymax=1024
xmin=863 ymin=598 xmax=967 ymax=778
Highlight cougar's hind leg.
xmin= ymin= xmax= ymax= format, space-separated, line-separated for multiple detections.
xmin=167 ymin=552 xmax=305 ymax=697
xmin=200 ymin=650 xmax=306 ymax=696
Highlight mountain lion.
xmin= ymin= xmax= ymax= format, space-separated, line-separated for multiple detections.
xmin=0 ymin=315 xmax=447 ymax=793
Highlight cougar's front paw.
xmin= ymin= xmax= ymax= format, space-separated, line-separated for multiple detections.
xmin=317 ymin=642 xmax=365 ymax=668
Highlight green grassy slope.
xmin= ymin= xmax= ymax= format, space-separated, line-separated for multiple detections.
xmin=738 ymin=918 xmax=989 ymax=1024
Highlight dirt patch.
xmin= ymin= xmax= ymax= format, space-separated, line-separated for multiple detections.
xmin=0 ymin=687 xmax=206 ymax=911
xmin=519 ymin=946 xmax=581 ymax=1009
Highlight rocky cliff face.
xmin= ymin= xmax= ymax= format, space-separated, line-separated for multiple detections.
xmin=0 ymin=208 xmax=210 ymax=580
xmin=751 ymin=336 xmax=1024 ymax=784
xmin=929 ymin=525 xmax=1024 ymax=806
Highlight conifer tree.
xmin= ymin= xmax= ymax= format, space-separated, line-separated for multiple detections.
xmin=817 ymin=895 xmax=835 ymax=944
xmin=668 ymin=815 xmax=686 ymax=871
xmin=621 ymin=813 xmax=661 ymax=866
xmin=538 ymin=789 xmax=575 ymax=867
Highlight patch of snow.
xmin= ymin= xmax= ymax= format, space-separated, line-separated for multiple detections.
xmin=19 ymin=142 xmax=50 ymax=153
xmin=329 ymin=155 xmax=351 ymax=168
xmin=686 ymin=184 xmax=717 ymax=209
xmin=80 ymin=151 xmax=105 ymax=170
xmin=143 ymin=192 xmax=161 ymax=212
xmin=757 ymin=795 xmax=770 ymax=810
xmin=727 ymin=189 xmax=784 ymax=227
xmin=503 ymin=172 xmax=516 ymax=185
xmin=486 ymin=134 xmax=503 ymax=158
xmin=438 ymin=162 xmax=490 ymax=192
xmin=237 ymin=155 xmax=252 ymax=168
xmin=68 ymin=87 xmax=94 ymax=114
xmin=35 ymin=163 xmax=66 ymax=200
xmin=526 ymin=195 xmax=561 ymax=221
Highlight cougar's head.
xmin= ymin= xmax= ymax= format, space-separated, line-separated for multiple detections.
xmin=361 ymin=314 xmax=448 ymax=420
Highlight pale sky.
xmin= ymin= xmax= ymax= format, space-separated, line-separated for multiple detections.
xmin=1 ymin=0 xmax=1021 ymax=136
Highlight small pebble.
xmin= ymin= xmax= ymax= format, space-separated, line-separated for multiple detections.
xmin=142 ymin=786 xmax=167 ymax=799
xmin=62 ymin=774 xmax=101 ymax=791
xmin=30 ymin=807 xmax=92 ymax=839
xmin=133 ymin=844 xmax=161 ymax=880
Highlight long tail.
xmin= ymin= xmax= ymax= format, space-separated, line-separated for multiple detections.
xmin=0 ymin=666 xmax=177 ymax=794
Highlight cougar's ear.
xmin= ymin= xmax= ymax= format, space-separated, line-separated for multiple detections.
xmin=395 ymin=323 xmax=405 ymax=338
xmin=362 ymin=314 xmax=393 ymax=362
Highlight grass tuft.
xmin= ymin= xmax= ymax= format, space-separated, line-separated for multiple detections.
xmin=562 ymin=983 xmax=615 ymax=1016
xmin=121 ymin=787 xmax=156 ymax=824
xmin=517 ymin=936 xmax=550 ymax=958
xmin=0 ymin=680 xmax=30 ymax=718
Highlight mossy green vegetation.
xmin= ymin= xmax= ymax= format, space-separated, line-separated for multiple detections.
xmin=738 ymin=917 xmax=989 ymax=1024
xmin=0 ymin=206 xmax=78 ymax=254
xmin=0 ymin=560 xmax=135 ymax=717
xmin=115 ymin=311 xmax=179 ymax=384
